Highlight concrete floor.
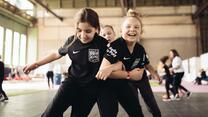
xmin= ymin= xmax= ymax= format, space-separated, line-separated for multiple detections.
xmin=0 ymin=90 xmax=208 ymax=117
xmin=0 ymin=79 xmax=208 ymax=117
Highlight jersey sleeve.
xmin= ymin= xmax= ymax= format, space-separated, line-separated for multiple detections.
xmin=141 ymin=46 xmax=150 ymax=65
xmin=58 ymin=35 xmax=75 ymax=56
xmin=104 ymin=40 xmax=121 ymax=64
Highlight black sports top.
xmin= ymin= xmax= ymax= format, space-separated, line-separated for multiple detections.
xmin=58 ymin=33 xmax=108 ymax=84
xmin=104 ymin=37 xmax=149 ymax=83
xmin=0 ymin=61 xmax=4 ymax=79
xmin=163 ymin=65 xmax=172 ymax=78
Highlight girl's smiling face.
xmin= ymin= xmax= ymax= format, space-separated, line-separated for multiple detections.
xmin=121 ymin=17 xmax=142 ymax=43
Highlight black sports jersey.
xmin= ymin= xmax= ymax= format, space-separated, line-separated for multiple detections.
xmin=58 ymin=33 xmax=108 ymax=85
xmin=104 ymin=37 xmax=149 ymax=84
xmin=105 ymin=37 xmax=149 ymax=70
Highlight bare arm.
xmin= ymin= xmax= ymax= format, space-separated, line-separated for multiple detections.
xmin=96 ymin=58 xmax=123 ymax=80
xmin=145 ymin=64 xmax=162 ymax=84
xmin=98 ymin=58 xmax=122 ymax=71
xmin=110 ymin=68 xmax=144 ymax=81
xmin=96 ymin=58 xmax=144 ymax=81
xmin=23 ymin=52 xmax=62 ymax=74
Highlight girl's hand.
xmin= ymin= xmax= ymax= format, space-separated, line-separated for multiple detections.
xmin=129 ymin=68 xmax=144 ymax=81
xmin=23 ymin=63 xmax=39 ymax=74
xmin=96 ymin=68 xmax=113 ymax=80
xmin=96 ymin=61 xmax=123 ymax=80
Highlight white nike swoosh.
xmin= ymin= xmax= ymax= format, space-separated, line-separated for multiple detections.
xmin=73 ymin=51 xmax=80 ymax=54
xmin=123 ymin=57 xmax=131 ymax=60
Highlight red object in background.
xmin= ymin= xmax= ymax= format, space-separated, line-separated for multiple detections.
xmin=4 ymin=77 xmax=11 ymax=80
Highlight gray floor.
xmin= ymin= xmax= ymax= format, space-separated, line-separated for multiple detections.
xmin=0 ymin=90 xmax=207 ymax=117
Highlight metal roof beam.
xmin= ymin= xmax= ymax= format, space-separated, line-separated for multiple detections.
xmin=33 ymin=0 xmax=64 ymax=21
xmin=193 ymin=1 xmax=208 ymax=19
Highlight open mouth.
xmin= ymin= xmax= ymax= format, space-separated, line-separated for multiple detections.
xmin=127 ymin=33 xmax=137 ymax=37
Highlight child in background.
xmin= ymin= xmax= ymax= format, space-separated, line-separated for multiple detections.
xmin=100 ymin=25 xmax=116 ymax=43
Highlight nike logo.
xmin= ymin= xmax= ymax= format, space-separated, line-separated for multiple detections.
xmin=123 ymin=57 xmax=131 ymax=60
xmin=73 ymin=50 xmax=80 ymax=54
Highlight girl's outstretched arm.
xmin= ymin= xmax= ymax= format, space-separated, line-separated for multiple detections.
xmin=23 ymin=52 xmax=62 ymax=74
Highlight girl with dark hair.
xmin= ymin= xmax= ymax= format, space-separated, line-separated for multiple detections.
xmin=169 ymin=49 xmax=191 ymax=100
xmin=23 ymin=8 xmax=117 ymax=117
xmin=160 ymin=56 xmax=174 ymax=101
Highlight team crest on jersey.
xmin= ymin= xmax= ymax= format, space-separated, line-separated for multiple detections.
xmin=88 ymin=49 xmax=99 ymax=63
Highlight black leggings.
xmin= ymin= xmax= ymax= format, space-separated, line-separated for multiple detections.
xmin=46 ymin=71 xmax=54 ymax=88
xmin=97 ymin=79 xmax=144 ymax=117
xmin=163 ymin=75 xmax=173 ymax=98
xmin=173 ymin=72 xmax=189 ymax=95
xmin=134 ymin=77 xmax=161 ymax=117
xmin=41 ymin=78 xmax=99 ymax=117
xmin=0 ymin=80 xmax=8 ymax=98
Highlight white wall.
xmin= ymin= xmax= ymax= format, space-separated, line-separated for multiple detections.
xmin=35 ymin=6 xmax=197 ymax=68
xmin=183 ymin=53 xmax=208 ymax=82
xmin=200 ymin=53 xmax=208 ymax=70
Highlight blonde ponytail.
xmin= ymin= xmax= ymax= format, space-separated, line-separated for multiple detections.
xmin=126 ymin=9 xmax=142 ymax=18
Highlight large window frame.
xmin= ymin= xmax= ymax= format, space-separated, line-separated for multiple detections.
xmin=13 ymin=32 xmax=20 ymax=66
xmin=20 ymin=34 xmax=26 ymax=66
xmin=4 ymin=29 xmax=13 ymax=65
xmin=1 ymin=27 xmax=27 ymax=66
xmin=0 ymin=26 xmax=4 ymax=57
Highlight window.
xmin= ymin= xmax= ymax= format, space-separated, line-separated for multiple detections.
xmin=5 ymin=0 xmax=34 ymax=16
xmin=13 ymin=32 xmax=20 ymax=66
xmin=1 ymin=27 xmax=27 ymax=66
xmin=0 ymin=26 xmax=4 ymax=56
xmin=20 ymin=34 xmax=26 ymax=66
xmin=4 ymin=29 xmax=13 ymax=65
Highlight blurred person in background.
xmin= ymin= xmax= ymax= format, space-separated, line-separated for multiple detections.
xmin=0 ymin=55 xmax=8 ymax=102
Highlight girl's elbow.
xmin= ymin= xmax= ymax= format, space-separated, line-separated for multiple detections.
xmin=54 ymin=53 xmax=62 ymax=60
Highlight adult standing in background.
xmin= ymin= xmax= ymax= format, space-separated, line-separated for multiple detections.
xmin=169 ymin=49 xmax=191 ymax=100
xmin=46 ymin=70 xmax=54 ymax=89
xmin=46 ymin=64 xmax=54 ymax=89
xmin=0 ymin=55 xmax=8 ymax=102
